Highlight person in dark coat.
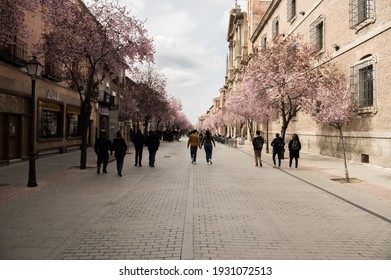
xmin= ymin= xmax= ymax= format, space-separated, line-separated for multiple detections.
xmin=252 ymin=130 xmax=264 ymax=167
xmin=145 ymin=130 xmax=160 ymax=167
xmin=288 ymin=133 xmax=302 ymax=168
xmin=112 ymin=131 xmax=127 ymax=176
xmin=271 ymin=133 xmax=285 ymax=168
xmin=94 ymin=130 xmax=112 ymax=174
xmin=132 ymin=129 xmax=145 ymax=167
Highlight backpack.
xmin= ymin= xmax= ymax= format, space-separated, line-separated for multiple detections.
xmin=254 ymin=136 xmax=264 ymax=149
xmin=291 ymin=140 xmax=299 ymax=151
xmin=272 ymin=137 xmax=284 ymax=151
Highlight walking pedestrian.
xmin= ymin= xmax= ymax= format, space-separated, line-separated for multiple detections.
xmin=252 ymin=130 xmax=264 ymax=167
xmin=94 ymin=130 xmax=112 ymax=174
xmin=132 ymin=129 xmax=145 ymax=167
xmin=145 ymin=130 xmax=160 ymax=167
xmin=187 ymin=130 xmax=201 ymax=164
xmin=288 ymin=133 xmax=302 ymax=168
xmin=112 ymin=131 xmax=127 ymax=176
xmin=201 ymin=130 xmax=216 ymax=164
xmin=271 ymin=133 xmax=284 ymax=168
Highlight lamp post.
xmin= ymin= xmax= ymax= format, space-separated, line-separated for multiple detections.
xmin=26 ymin=56 xmax=43 ymax=187
xmin=265 ymin=116 xmax=269 ymax=154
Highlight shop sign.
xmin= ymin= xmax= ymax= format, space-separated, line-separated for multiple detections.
xmin=46 ymin=89 xmax=60 ymax=101
xmin=67 ymin=106 xmax=80 ymax=115
xmin=99 ymin=106 xmax=109 ymax=116
xmin=39 ymin=100 xmax=61 ymax=112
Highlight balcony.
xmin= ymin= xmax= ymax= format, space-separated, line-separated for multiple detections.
xmin=0 ymin=38 xmax=28 ymax=67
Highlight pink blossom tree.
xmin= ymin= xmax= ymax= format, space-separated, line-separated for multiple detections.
xmin=243 ymin=35 xmax=320 ymax=143
xmin=166 ymin=97 xmax=184 ymax=130
xmin=172 ymin=111 xmax=192 ymax=132
xmin=39 ymin=0 xmax=154 ymax=168
xmin=308 ymin=67 xmax=357 ymax=182
xmin=119 ymin=77 xmax=138 ymax=122
xmin=225 ymin=83 xmax=270 ymax=139
xmin=130 ymin=65 xmax=167 ymax=134
xmin=211 ymin=110 xmax=225 ymax=133
xmin=199 ymin=111 xmax=224 ymax=133
xmin=0 ymin=0 xmax=39 ymax=45
xmin=160 ymin=97 xmax=192 ymax=133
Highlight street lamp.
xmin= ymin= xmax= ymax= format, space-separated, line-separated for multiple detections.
xmin=26 ymin=56 xmax=43 ymax=187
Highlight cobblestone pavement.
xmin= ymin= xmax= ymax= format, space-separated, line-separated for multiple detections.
xmin=0 ymin=140 xmax=390 ymax=259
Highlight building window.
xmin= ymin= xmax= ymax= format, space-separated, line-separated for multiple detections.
xmin=0 ymin=37 xmax=28 ymax=67
xmin=261 ymin=34 xmax=267 ymax=49
xmin=272 ymin=17 xmax=279 ymax=38
xmin=350 ymin=55 xmax=376 ymax=111
xmin=43 ymin=59 xmax=62 ymax=82
xmin=38 ymin=100 xmax=63 ymax=139
xmin=349 ymin=0 xmax=375 ymax=30
xmin=66 ymin=106 xmax=81 ymax=138
xmin=310 ymin=16 xmax=325 ymax=52
xmin=287 ymin=0 xmax=297 ymax=22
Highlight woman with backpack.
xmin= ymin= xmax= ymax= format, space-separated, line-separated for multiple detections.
xmin=288 ymin=133 xmax=302 ymax=168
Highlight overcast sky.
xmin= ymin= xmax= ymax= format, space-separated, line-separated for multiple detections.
xmin=120 ymin=0 xmax=247 ymax=124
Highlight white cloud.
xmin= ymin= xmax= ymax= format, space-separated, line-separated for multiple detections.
xmin=162 ymin=67 xmax=200 ymax=87
xmin=118 ymin=0 xmax=145 ymax=17
xmin=146 ymin=8 xmax=197 ymax=37
xmin=120 ymin=0 xmax=242 ymax=123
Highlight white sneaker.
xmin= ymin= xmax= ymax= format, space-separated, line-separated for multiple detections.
xmin=209 ymin=160 xmax=213 ymax=164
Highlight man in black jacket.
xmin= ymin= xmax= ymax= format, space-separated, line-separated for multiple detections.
xmin=271 ymin=133 xmax=285 ymax=168
xmin=146 ymin=130 xmax=160 ymax=167
xmin=94 ymin=130 xmax=112 ymax=174
xmin=132 ymin=129 xmax=145 ymax=167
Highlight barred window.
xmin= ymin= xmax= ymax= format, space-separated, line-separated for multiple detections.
xmin=287 ymin=0 xmax=297 ymax=21
xmin=272 ymin=17 xmax=279 ymax=38
xmin=350 ymin=56 xmax=376 ymax=109
xmin=310 ymin=16 xmax=325 ymax=52
xmin=349 ymin=0 xmax=375 ymax=30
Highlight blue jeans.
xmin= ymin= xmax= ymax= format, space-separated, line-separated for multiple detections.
xmin=204 ymin=143 xmax=213 ymax=162
xmin=190 ymin=146 xmax=198 ymax=162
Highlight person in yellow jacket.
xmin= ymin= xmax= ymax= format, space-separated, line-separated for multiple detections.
xmin=187 ymin=130 xmax=201 ymax=164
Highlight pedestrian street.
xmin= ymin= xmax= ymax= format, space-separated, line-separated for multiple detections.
xmin=0 ymin=139 xmax=390 ymax=260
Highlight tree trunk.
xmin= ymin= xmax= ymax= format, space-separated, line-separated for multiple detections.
xmin=143 ymin=118 xmax=149 ymax=135
xmin=280 ymin=122 xmax=288 ymax=159
xmin=247 ymin=119 xmax=254 ymax=140
xmin=338 ymin=127 xmax=350 ymax=182
xmin=79 ymin=98 xmax=91 ymax=170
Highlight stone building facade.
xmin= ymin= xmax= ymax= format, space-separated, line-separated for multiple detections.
xmin=207 ymin=0 xmax=391 ymax=168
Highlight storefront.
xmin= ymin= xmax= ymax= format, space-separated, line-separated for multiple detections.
xmin=38 ymin=99 xmax=63 ymax=140
xmin=0 ymin=92 xmax=29 ymax=164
